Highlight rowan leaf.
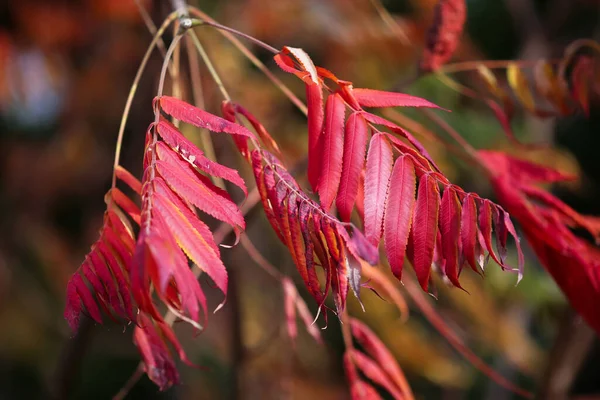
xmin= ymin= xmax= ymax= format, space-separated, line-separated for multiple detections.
xmin=318 ymin=93 xmax=346 ymax=210
xmin=353 ymin=88 xmax=443 ymax=109
xmin=156 ymin=120 xmax=247 ymax=195
xmin=337 ymin=112 xmax=369 ymax=222
xmin=364 ymin=133 xmax=394 ymax=245
xmin=350 ymin=318 xmax=412 ymax=399
xmin=478 ymin=199 xmax=502 ymax=267
xmin=307 ymin=82 xmax=325 ymax=191
xmin=440 ymin=187 xmax=462 ymax=287
xmin=157 ymin=96 xmax=255 ymax=139
xmin=155 ymin=142 xmax=245 ymax=232
xmin=460 ymin=194 xmax=480 ymax=274
xmin=384 ymin=156 xmax=416 ymax=280
xmin=349 ymin=350 xmax=404 ymax=400
xmin=411 ymin=174 xmax=440 ymax=290
xmin=152 ymin=179 xmax=227 ymax=296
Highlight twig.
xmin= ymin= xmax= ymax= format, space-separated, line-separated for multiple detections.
xmin=51 ymin=316 xmax=94 ymax=400
xmin=189 ymin=19 xmax=279 ymax=55
xmin=403 ymin=277 xmax=533 ymax=398
xmin=368 ymin=0 xmax=410 ymax=45
xmin=112 ymin=12 xmax=178 ymax=188
xmin=112 ymin=364 xmax=144 ymax=400
xmin=240 ymin=235 xmax=283 ymax=280
xmin=187 ymin=7 xmax=307 ymax=115
xmin=169 ymin=0 xmax=188 ymax=18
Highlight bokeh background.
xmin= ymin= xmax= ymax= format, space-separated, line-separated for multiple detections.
xmin=1 ymin=0 xmax=600 ymax=399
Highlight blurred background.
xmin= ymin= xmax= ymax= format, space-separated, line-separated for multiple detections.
xmin=1 ymin=0 xmax=600 ymax=399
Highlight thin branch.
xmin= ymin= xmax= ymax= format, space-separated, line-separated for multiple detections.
xmin=169 ymin=0 xmax=188 ymax=17
xmin=112 ymin=12 xmax=178 ymax=188
xmin=239 ymin=234 xmax=283 ymax=280
xmin=133 ymin=0 xmax=169 ymax=62
xmin=189 ymin=18 xmax=279 ymax=55
xmin=187 ymin=7 xmax=307 ymax=115
xmin=368 ymin=0 xmax=410 ymax=45
xmin=184 ymin=36 xmax=226 ymax=190
xmin=403 ymin=277 xmax=534 ymax=398
xmin=187 ymin=29 xmax=232 ymax=102
xmin=112 ymin=364 xmax=145 ymax=400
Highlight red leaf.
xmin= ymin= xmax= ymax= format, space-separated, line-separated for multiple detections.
xmin=350 ymin=318 xmax=413 ymax=398
xmin=411 ymin=174 xmax=440 ymax=290
xmin=341 ymin=226 xmax=379 ymax=266
xmin=110 ymin=188 xmax=141 ymax=225
xmin=353 ymin=88 xmax=443 ymax=109
xmin=221 ymin=101 xmax=250 ymax=159
xmin=133 ymin=316 xmax=180 ymax=391
xmin=337 ymin=112 xmax=369 ymax=221
xmin=226 ymin=102 xmax=283 ymax=159
xmin=440 ymin=187 xmax=462 ymax=287
xmin=350 ymin=381 xmax=382 ymax=400
xmin=307 ymin=82 xmax=325 ymax=191
xmin=282 ymin=278 xmax=298 ymax=344
xmin=299 ymin=203 xmax=324 ymax=305
xmin=479 ymin=151 xmax=576 ymax=184
xmin=152 ymin=178 xmax=227 ymax=296
xmin=384 ymin=156 xmax=416 ymax=280
xmin=65 ymin=274 xmax=103 ymax=332
xmin=478 ymin=199 xmax=502 ymax=267
xmin=251 ymin=151 xmax=284 ymax=241
xmin=155 ymin=143 xmax=245 ymax=232
xmin=361 ymin=112 xmax=440 ymax=172
xmin=157 ymin=96 xmax=255 ymax=139
xmin=318 ymin=93 xmax=346 ymax=211
xmin=364 ymin=133 xmax=394 ymax=245
xmin=420 ymin=0 xmax=467 ymax=72
xmin=115 ymin=165 xmax=142 ymax=195
xmin=156 ymin=120 xmax=247 ymax=195
xmin=349 ymin=350 xmax=404 ymax=400
xmin=460 ymin=194 xmax=481 ymax=274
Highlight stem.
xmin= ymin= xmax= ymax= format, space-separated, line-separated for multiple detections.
xmin=51 ymin=316 xmax=94 ymax=400
xmin=368 ymin=0 xmax=410 ymax=45
xmin=133 ymin=0 xmax=170 ymax=62
xmin=111 ymin=12 xmax=178 ymax=188
xmin=438 ymin=58 xmax=556 ymax=74
xmin=190 ymin=18 xmax=279 ymax=55
xmin=403 ymin=277 xmax=533 ymax=398
xmin=187 ymin=7 xmax=307 ymax=115
xmin=239 ymin=234 xmax=283 ymax=280
xmin=187 ymin=29 xmax=232 ymax=102
xmin=184 ymin=36 xmax=226 ymax=190
xmin=169 ymin=0 xmax=188 ymax=17
xmin=339 ymin=308 xmax=354 ymax=351
xmin=112 ymin=364 xmax=144 ymax=400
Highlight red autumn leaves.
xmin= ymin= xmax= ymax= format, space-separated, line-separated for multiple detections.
xmin=275 ymin=47 xmax=523 ymax=293
xmin=421 ymin=0 xmax=466 ymax=72
xmin=480 ymin=151 xmax=600 ymax=334
xmin=64 ymin=96 xmax=256 ymax=389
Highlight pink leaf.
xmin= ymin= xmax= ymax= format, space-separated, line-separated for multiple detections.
xmin=337 ymin=112 xmax=369 ymax=221
xmin=364 ymin=133 xmax=394 ymax=245
xmin=440 ymin=187 xmax=462 ymax=287
xmin=156 ymin=120 xmax=247 ymax=195
xmin=384 ymin=156 xmax=416 ymax=280
xmin=157 ymin=96 xmax=255 ymax=139
xmin=411 ymin=174 xmax=440 ymax=290
xmin=318 ymin=93 xmax=346 ymax=210
xmin=353 ymin=88 xmax=444 ymax=110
